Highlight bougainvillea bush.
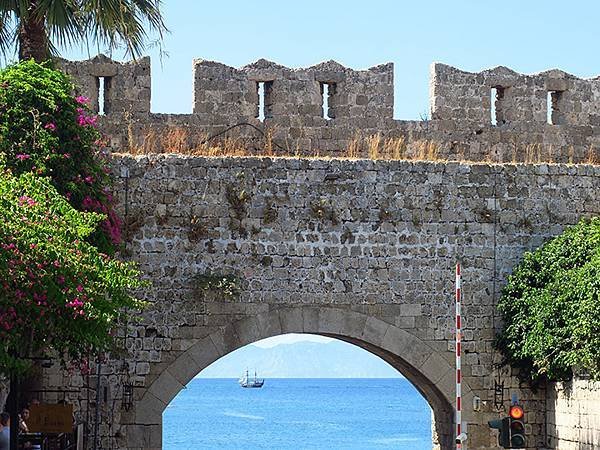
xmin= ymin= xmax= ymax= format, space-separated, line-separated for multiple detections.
xmin=496 ymin=217 xmax=600 ymax=385
xmin=0 ymin=170 xmax=144 ymax=375
xmin=0 ymin=60 xmax=120 ymax=253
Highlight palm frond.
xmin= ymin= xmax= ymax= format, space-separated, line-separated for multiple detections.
xmin=0 ymin=0 xmax=29 ymax=18
xmin=81 ymin=0 xmax=167 ymax=58
xmin=38 ymin=0 xmax=82 ymax=50
xmin=0 ymin=9 xmax=19 ymax=62
xmin=0 ymin=0 xmax=167 ymax=61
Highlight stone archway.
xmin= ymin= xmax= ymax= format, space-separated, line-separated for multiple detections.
xmin=125 ymin=306 xmax=472 ymax=450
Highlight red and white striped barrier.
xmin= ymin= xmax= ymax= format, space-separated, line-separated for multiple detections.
xmin=455 ymin=263 xmax=463 ymax=448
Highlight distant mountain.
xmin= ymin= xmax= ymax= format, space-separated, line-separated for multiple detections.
xmin=197 ymin=340 xmax=401 ymax=378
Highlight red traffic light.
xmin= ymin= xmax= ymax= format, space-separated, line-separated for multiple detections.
xmin=509 ymin=405 xmax=524 ymax=420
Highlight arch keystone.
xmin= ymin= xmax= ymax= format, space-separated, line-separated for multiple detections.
xmin=318 ymin=307 xmax=344 ymax=334
xmin=234 ymin=315 xmax=261 ymax=345
xmin=256 ymin=310 xmax=282 ymax=339
xmin=302 ymin=306 xmax=320 ymax=333
xmin=279 ymin=307 xmax=304 ymax=333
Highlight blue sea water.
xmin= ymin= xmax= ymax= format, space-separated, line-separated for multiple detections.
xmin=163 ymin=378 xmax=432 ymax=450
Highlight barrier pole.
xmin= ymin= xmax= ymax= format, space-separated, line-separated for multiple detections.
xmin=456 ymin=263 xmax=462 ymax=449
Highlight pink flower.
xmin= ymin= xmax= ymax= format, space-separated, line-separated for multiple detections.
xmin=16 ymin=154 xmax=30 ymax=161
xmin=67 ymin=297 xmax=84 ymax=309
xmin=63 ymin=153 xmax=71 ymax=159
xmin=44 ymin=122 xmax=56 ymax=131
xmin=76 ymin=285 xmax=84 ymax=293
xmin=76 ymin=107 xmax=98 ymax=128
xmin=75 ymin=96 xmax=89 ymax=104
xmin=33 ymin=292 xmax=47 ymax=305
xmin=81 ymin=196 xmax=96 ymax=208
xmin=18 ymin=195 xmax=37 ymax=207
xmin=84 ymin=175 xmax=94 ymax=184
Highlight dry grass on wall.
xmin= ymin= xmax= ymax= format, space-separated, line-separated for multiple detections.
xmin=126 ymin=126 xmax=251 ymax=157
xmin=347 ymin=134 xmax=440 ymax=162
xmin=122 ymin=125 xmax=600 ymax=165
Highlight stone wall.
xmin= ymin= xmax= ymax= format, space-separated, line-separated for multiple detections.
xmin=57 ymin=56 xmax=600 ymax=163
xmin=546 ymin=378 xmax=600 ymax=449
xmin=41 ymin=54 xmax=600 ymax=449
xmin=36 ymin=155 xmax=600 ymax=450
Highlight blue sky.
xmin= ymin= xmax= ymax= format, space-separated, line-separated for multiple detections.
xmin=61 ymin=0 xmax=600 ymax=119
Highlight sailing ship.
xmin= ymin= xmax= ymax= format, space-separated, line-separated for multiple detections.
xmin=238 ymin=369 xmax=264 ymax=388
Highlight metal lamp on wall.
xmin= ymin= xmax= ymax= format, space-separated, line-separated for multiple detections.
xmin=121 ymin=382 xmax=133 ymax=411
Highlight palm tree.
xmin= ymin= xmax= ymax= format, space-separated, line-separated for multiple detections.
xmin=0 ymin=0 xmax=167 ymax=62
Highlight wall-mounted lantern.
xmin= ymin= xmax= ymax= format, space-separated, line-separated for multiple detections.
xmin=121 ymin=382 xmax=133 ymax=411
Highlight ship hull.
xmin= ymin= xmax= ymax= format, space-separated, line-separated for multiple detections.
xmin=239 ymin=380 xmax=264 ymax=388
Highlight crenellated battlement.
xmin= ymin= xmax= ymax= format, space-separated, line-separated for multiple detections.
xmin=192 ymin=58 xmax=394 ymax=122
xmin=58 ymin=54 xmax=151 ymax=115
xmin=431 ymin=63 xmax=600 ymax=127
xmin=57 ymin=55 xmax=600 ymax=163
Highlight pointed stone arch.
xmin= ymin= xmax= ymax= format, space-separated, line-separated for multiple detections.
xmin=125 ymin=306 xmax=471 ymax=450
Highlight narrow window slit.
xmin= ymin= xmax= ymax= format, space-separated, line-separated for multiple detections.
xmin=257 ymin=81 xmax=265 ymax=121
xmin=96 ymin=76 xmax=111 ymax=115
xmin=547 ymin=90 xmax=564 ymax=125
xmin=320 ymin=82 xmax=336 ymax=120
xmin=490 ymin=86 xmax=505 ymax=126
xmin=256 ymin=81 xmax=273 ymax=122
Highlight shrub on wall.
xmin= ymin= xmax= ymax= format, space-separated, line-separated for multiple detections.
xmin=0 ymin=60 xmax=119 ymax=253
xmin=496 ymin=217 xmax=600 ymax=384
xmin=0 ymin=169 xmax=144 ymax=374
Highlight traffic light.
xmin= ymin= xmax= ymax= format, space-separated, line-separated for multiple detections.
xmin=488 ymin=417 xmax=510 ymax=447
xmin=509 ymin=405 xmax=526 ymax=448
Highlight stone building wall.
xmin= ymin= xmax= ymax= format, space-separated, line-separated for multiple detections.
xmin=546 ymin=379 xmax=600 ymax=449
xmin=57 ymin=55 xmax=600 ymax=163
xmin=37 ymin=155 xmax=600 ymax=450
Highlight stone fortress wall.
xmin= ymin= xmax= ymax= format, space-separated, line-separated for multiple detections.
xmin=58 ymin=55 xmax=600 ymax=163
xmin=43 ymin=55 xmax=600 ymax=450
xmin=40 ymin=155 xmax=600 ymax=450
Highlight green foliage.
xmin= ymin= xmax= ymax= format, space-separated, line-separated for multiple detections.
xmin=225 ymin=184 xmax=252 ymax=237
xmin=0 ymin=60 xmax=120 ymax=253
xmin=496 ymin=217 xmax=600 ymax=384
xmin=0 ymin=1 xmax=167 ymax=61
xmin=0 ymin=169 xmax=145 ymax=375
xmin=194 ymin=271 xmax=240 ymax=300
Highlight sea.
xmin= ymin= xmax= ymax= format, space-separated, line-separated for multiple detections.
xmin=163 ymin=378 xmax=432 ymax=450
